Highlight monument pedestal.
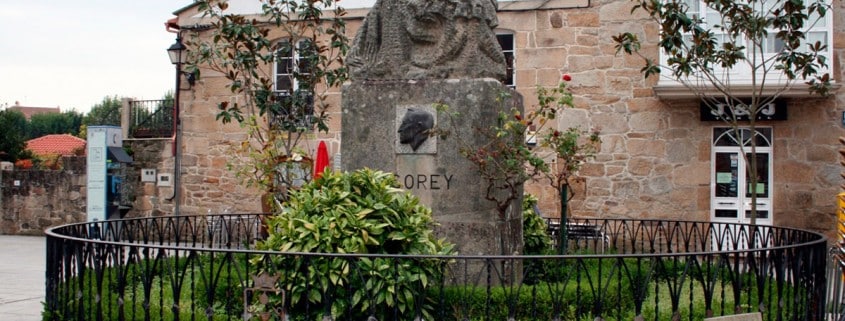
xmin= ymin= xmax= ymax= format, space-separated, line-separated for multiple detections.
xmin=342 ymin=79 xmax=523 ymax=255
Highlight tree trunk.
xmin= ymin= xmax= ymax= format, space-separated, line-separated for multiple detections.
xmin=559 ymin=185 xmax=568 ymax=255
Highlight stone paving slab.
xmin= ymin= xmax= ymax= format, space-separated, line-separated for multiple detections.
xmin=0 ymin=235 xmax=45 ymax=321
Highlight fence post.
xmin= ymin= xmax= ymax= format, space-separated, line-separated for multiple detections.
xmin=121 ymin=98 xmax=131 ymax=139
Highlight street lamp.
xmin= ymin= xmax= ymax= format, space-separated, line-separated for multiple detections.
xmin=168 ymin=36 xmax=195 ymax=87
xmin=167 ymin=35 xmax=185 ymax=215
xmin=167 ymin=35 xmax=185 ymax=142
xmin=167 ymin=36 xmax=187 ymax=65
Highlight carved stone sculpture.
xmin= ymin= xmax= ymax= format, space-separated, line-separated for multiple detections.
xmin=398 ymin=108 xmax=435 ymax=151
xmin=347 ymin=0 xmax=506 ymax=81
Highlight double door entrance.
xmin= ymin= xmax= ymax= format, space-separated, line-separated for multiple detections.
xmin=710 ymin=127 xmax=773 ymax=225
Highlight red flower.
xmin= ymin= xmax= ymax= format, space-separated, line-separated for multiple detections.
xmin=562 ymin=74 xmax=572 ymax=82
xmin=15 ymin=159 xmax=33 ymax=169
xmin=514 ymin=114 xmax=522 ymax=121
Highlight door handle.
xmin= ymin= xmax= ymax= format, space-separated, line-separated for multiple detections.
xmin=718 ymin=202 xmax=736 ymax=205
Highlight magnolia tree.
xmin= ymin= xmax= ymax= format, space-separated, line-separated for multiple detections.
xmin=613 ymin=0 xmax=832 ymax=225
xmin=188 ymin=0 xmax=349 ymax=208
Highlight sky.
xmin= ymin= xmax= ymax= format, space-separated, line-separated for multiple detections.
xmin=0 ymin=0 xmax=514 ymax=114
xmin=0 ymin=1 xmax=193 ymax=114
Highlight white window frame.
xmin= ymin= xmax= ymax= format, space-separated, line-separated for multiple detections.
xmin=656 ymin=0 xmax=833 ymax=97
xmin=496 ymin=31 xmax=516 ymax=88
xmin=271 ymin=38 xmax=316 ymax=129
xmin=274 ymin=39 xmax=313 ymax=96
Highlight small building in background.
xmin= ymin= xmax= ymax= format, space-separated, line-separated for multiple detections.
xmin=8 ymin=101 xmax=61 ymax=120
xmin=26 ymin=134 xmax=86 ymax=157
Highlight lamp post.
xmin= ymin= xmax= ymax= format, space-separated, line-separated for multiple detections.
xmin=167 ymin=35 xmax=186 ymax=215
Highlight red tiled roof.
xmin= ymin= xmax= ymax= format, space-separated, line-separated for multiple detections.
xmin=26 ymin=134 xmax=86 ymax=156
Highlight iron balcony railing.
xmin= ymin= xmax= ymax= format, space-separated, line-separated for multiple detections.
xmin=45 ymin=215 xmax=828 ymax=321
xmin=128 ymin=99 xmax=173 ymax=138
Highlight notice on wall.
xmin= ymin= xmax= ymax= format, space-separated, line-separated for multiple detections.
xmin=716 ymin=172 xmax=732 ymax=184
xmin=748 ymin=183 xmax=766 ymax=195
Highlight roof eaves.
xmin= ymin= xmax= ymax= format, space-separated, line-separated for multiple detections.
xmin=173 ymin=1 xmax=200 ymax=15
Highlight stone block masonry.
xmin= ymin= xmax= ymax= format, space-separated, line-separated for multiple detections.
xmin=342 ymin=79 xmax=524 ymax=256
xmin=168 ymin=1 xmax=845 ymax=243
xmin=1 ymin=157 xmax=87 ymax=235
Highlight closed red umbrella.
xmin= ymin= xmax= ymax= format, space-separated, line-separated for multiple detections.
xmin=313 ymin=141 xmax=330 ymax=180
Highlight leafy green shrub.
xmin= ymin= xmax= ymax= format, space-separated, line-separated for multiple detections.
xmin=437 ymin=284 xmax=574 ymax=320
xmin=522 ymin=193 xmax=553 ymax=285
xmin=522 ymin=194 xmax=553 ymax=255
xmin=49 ymin=255 xmax=229 ymax=321
xmin=438 ymin=263 xmax=637 ymax=321
xmin=192 ymin=254 xmax=251 ymax=317
xmin=256 ymin=169 xmax=455 ymax=320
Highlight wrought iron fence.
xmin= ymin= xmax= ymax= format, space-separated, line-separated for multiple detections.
xmin=828 ymin=248 xmax=845 ymax=321
xmin=45 ymin=215 xmax=828 ymax=321
xmin=128 ymin=99 xmax=173 ymax=138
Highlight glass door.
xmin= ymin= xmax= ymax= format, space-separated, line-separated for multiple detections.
xmin=712 ymin=151 xmax=772 ymax=224
xmin=711 ymin=127 xmax=773 ymax=224
xmin=710 ymin=128 xmax=773 ymax=251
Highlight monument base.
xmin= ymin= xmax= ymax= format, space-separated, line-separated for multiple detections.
xmin=341 ymin=79 xmax=523 ymax=256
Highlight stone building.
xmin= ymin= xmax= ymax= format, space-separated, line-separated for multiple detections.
xmin=143 ymin=0 xmax=845 ymax=240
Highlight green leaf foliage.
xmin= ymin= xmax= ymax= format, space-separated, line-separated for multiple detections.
xmin=83 ymin=96 xmax=122 ymax=126
xmin=612 ymin=0 xmax=828 ymax=226
xmin=256 ymin=169 xmax=455 ymax=320
xmin=435 ymin=81 xmax=599 ymax=256
xmin=522 ymin=194 xmax=554 ymax=285
xmin=437 ymin=90 xmax=547 ymax=219
xmin=190 ymin=0 xmax=350 ymax=205
xmin=439 ymin=258 xmax=640 ymax=321
xmin=613 ymin=0 xmax=832 ymax=96
xmin=0 ymin=109 xmax=28 ymax=161
xmin=541 ymin=126 xmax=600 ymax=192
xmin=29 ymin=111 xmax=83 ymax=138
xmin=522 ymin=194 xmax=552 ymax=256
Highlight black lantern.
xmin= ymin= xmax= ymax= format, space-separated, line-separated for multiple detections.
xmin=167 ymin=36 xmax=187 ymax=65
xmin=167 ymin=36 xmax=194 ymax=86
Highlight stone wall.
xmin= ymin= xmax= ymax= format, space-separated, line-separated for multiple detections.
xmin=171 ymin=1 xmax=845 ymax=242
xmin=0 ymin=157 xmax=87 ymax=235
xmin=0 ymin=138 xmax=243 ymax=235
xmin=176 ymin=109 xmax=264 ymax=215
xmin=124 ymin=139 xmax=175 ymax=217
xmin=124 ymin=136 xmax=264 ymax=217
xmin=501 ymin=4 xmax=845 ymax=242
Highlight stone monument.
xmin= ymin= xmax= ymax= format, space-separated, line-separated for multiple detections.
xmin=342 ymin=0 xmax=523 ymax=255
xmin=346 ymin=0 xmax=506 ymax=80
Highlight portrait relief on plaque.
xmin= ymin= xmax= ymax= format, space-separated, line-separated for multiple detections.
xmin=396 ymin=105 xmax=437 ymax=154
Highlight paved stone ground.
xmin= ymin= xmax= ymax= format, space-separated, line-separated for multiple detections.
xmin=0 ymin=235 xmax=45 ymax=321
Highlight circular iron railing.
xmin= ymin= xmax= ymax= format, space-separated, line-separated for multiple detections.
xmin=45 ymin=214 xmax=828 ymax=321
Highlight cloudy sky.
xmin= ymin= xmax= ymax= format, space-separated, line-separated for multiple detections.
xmin=0 ymin=0 xmax=517 ymax=114
xmin=0 ymin=1 xmax=192 ymax=114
